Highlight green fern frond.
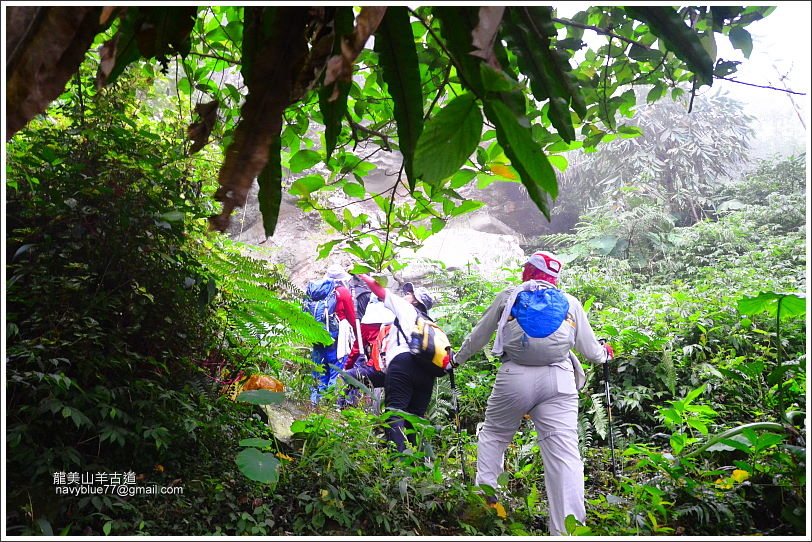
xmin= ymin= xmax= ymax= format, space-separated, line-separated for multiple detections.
xmin=198 ymin=240 xmax=331 ymax=368
xmin=578 ymin=415 xmax=593 ymax=452
xmin=590 ymin=393 xmax=609 ymax=440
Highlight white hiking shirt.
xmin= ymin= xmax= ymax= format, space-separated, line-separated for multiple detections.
xmin=379 ymin=290 xmax=420 ymax=372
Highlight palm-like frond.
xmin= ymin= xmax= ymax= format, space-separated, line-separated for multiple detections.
xmin=199 ymin=239 xmax=332 ymax=371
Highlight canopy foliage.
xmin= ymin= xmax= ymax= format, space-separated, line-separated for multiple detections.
xmin=6 ymin=5 xmax=773 ymax=269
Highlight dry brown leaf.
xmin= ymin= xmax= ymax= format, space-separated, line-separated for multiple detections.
xmin=96 ymin=34 xmax=118 ymax=89
xmin=289 ymin=9 xmax=336 ymax=104
xmin=187 ymin=100 xmax=219 ymax=154
xmin=209 ymin=7 xmax=311 ymax=233
xmin=323 ymin=6 xmax=387 ymax=89
xmin=99 ymin=6 xmax=122 ymax=25
xmin=6 ymin=7 xmax=101 ymax=139
xmin=470 ymin=6 xmax=505 ymax=70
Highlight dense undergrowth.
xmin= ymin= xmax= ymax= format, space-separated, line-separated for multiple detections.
xmin=5 ymin=63 xmax=807 ymax=536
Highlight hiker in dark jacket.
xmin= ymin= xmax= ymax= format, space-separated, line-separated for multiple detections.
xmin=452 ymin=251 xmax=613 ymax=535
xmin=357 ymin=274 xmax=438 ymax=453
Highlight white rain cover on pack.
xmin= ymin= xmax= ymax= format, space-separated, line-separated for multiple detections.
xmin=361 ymin=301 xmax=395 ymax=325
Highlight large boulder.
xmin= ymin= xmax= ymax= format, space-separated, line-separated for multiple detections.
xmin=398 ymin=215 xmax=526 ymax=283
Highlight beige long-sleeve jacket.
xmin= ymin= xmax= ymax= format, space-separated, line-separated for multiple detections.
xmin=454 ymin=283 xmax=607 ymax=382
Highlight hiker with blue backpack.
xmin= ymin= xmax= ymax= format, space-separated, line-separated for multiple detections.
xmin=451 ymin=250 xmax=614 ymax=536
xmin=302 ymin=264 xmax=357 ymax=405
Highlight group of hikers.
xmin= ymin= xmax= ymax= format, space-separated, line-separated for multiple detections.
xmin=301 ymin=251 xmax=614 ymax=536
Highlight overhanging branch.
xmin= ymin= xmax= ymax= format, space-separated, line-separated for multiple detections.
xmin=715 ymin=76 xmax=806 ymax=96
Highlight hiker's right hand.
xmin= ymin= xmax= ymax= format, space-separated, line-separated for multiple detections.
xmin=603 ymin=343 xmax=614 ymax=360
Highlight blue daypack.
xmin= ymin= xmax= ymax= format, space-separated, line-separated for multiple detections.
xmin=510 ymin=287 xmax=570 ymax=338
xmin=303 ymin=278 xmax=339 ymax=338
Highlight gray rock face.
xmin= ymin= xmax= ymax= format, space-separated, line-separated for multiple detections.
xmin=224 ymin=144 xmax=529 ymax=287
xmin=398 ymin=218 xmax=526 ymax=281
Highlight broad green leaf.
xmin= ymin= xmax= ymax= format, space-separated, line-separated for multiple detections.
xmin=158 ymin=210 xmax=185 ymax=222
xmin=547 ymin=154 xmax=568 ymax=172
xmin=647 ymin=84 xmax=665 ymax=103
xmin=750 ymin=433 xmax=786 ymax=451
xmin=660 ymin=408 xmax=682 ymax=425
xmin=587 ymin=235 xmax=618 ymax=255
xmin=235 ymin=389 xmax=285 ymax=405
xmin=290 ymin=420 xmax=309 ymax=434
xmin=624 ymin=6 xmax=714 ymax=85
xmin=257 ymin=134 xmax=282 ymax=236
xmin=479 ymin=63 xmax=521 ymax=92
xmin=289 ymin=174 xmax=325 ymax=197
xmin=686 ymin=404 xmax=717 ymax=416
xmin=288 ymin=149 xmax=321 ymax=173
xmin=618 ymin=126 xmax=642 ymax=138
xmin=435 ymin=6 xmax=485 ymax=95
xmin=449 ymin=168 xmax=478 ymax=189
xmin=375 ymin=6 xmax=424 ymax=190
xmin=336 ymin=368 xmax=372 ymax=395
xmin=670 ymin=433 xmax=687 ymax=454
xmin=686 ymin=418 xmax=709 ymax=435
xmin=321 ymin=209 xmax=343 ymax=231
xmin=737 ymin=292 xmax=806 ymax=319
xmin=710 ymin=6 xmax=743 ymax=31
xmin=728 ymin=26 xmax=753 ymax=58
xmin=239 ymin=438 xmax=275 ymax=448
xmin=501 ymin=6 xmax=586 ymax=141
xmin=698 ymin=30 xmax=717 ymax=61
xmin=235 ymin=448 xmax=280 ymax=484
xmin=483 ymin=99 xmax=557 ymax=218
xmin=564 ymin=514 xmax=578 ymax=534
xmin=707 ymin=437 xmax=752 ymax=454
xmin=628 ymin=43 xmax=664 ymax=63
xmin=413 ymin=93 xmax=483 ymax=184
xmin=317 ymin=238 xmax=342 ymax=259
xmin=556 ymin=37 xmax=585 ymax=51
xmin=683 ymin=383 xmax=706 ymax=405
xmin=449 ymin=200 xmax=484 ymax=217
xmin=476 ymin=173 xmax=498 ymax=189
xmin=342 ymin=182 xmax=366 ymax=198
xmin=714 ymin=59 xmax=741 ymax=77
xmin=766 ymin=364 xmax=796 ymax=387
xmin=430 ymin=217 xmax=446 ymax=233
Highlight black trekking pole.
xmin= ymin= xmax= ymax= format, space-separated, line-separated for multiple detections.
xmin=448 ymin=349 xmax=469 ymax=485
xmin=599 ymin=339 xmax=618 ymax=477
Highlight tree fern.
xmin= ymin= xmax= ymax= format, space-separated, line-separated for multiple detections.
xmin=198 ymin=238 xmax=331 ymax=375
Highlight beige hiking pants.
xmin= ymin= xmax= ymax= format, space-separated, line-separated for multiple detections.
xmin=475 ymin=360 xmax=584 ymax=536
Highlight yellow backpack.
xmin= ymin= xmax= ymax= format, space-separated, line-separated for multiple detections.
xmin=396 ymin=315 xmax=452 ymax=377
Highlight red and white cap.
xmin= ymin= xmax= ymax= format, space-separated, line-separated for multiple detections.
xmin=526 ymin=251 xmax=562 ymax=278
